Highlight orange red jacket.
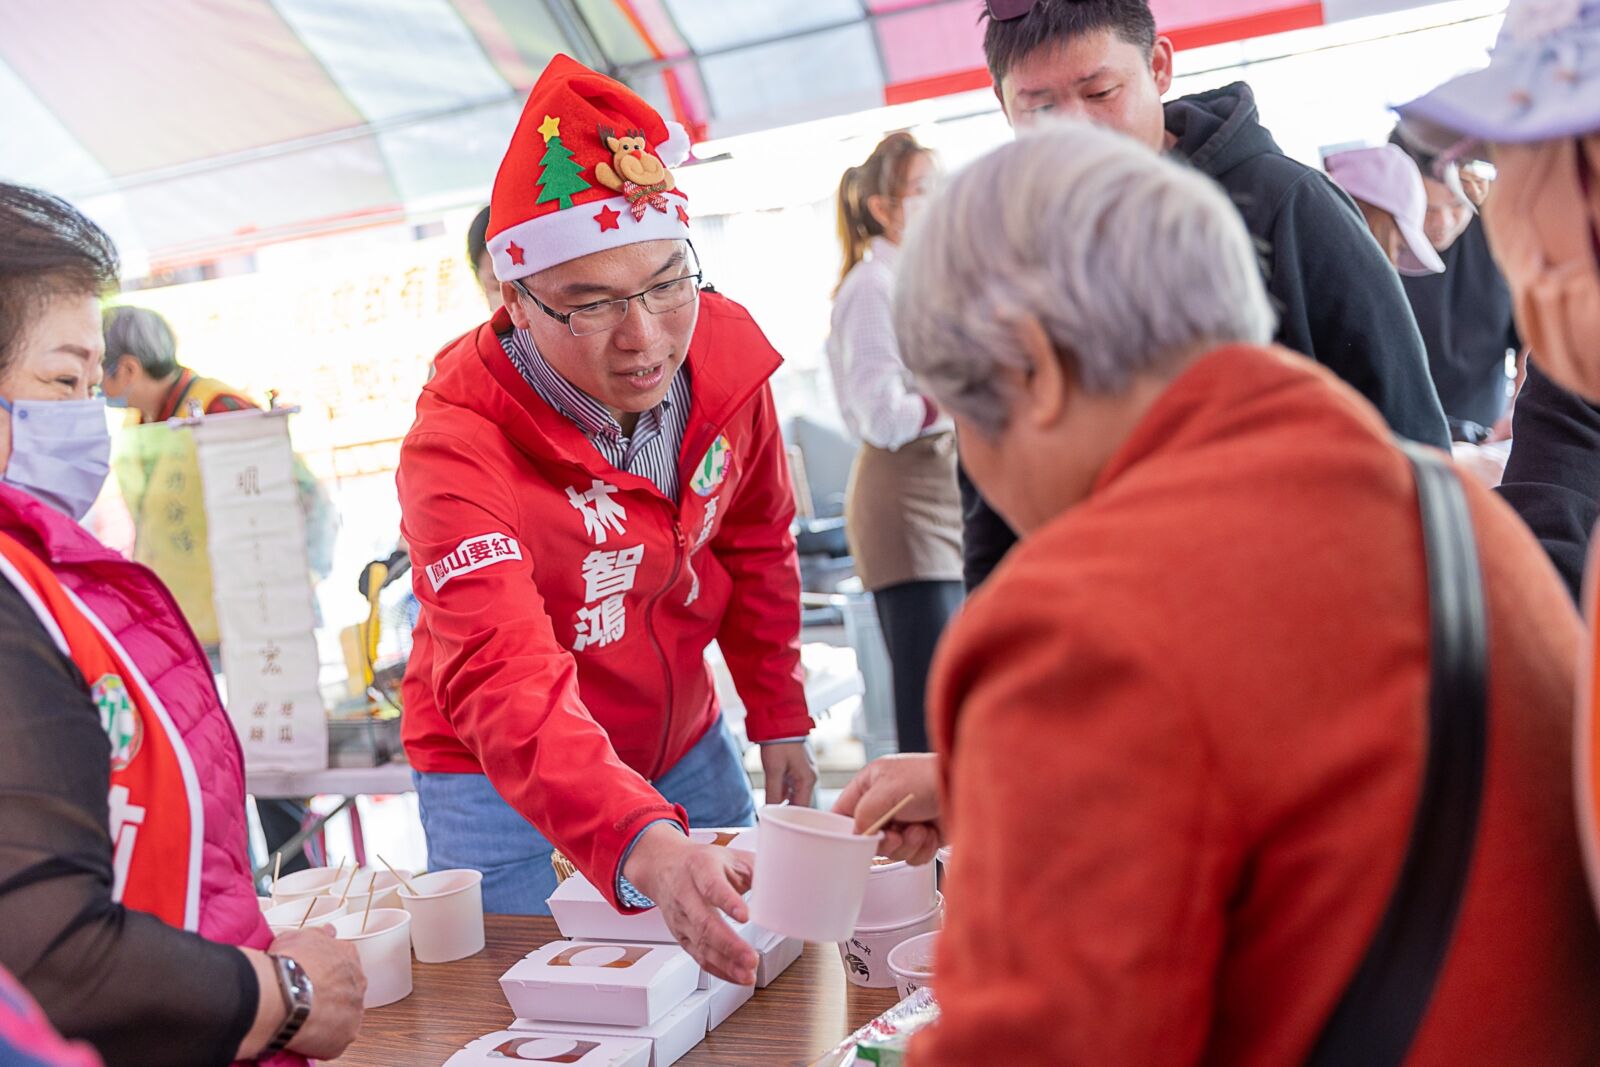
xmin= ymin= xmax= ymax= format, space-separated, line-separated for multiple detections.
xmin=398 ymin=294 xmax=812 ymax=906
xmin=914 ymin=345 xmax=1600 ymax=1066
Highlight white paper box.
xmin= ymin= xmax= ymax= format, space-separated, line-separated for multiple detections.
xmin=501 ymin=941 xmax=699 ymax=1028
xmin=698 ymin=978 xmax=754 ymax=1030
xmin=551 ymin=872 xmax=758 ymax=949
xmin=753 ymin=926 xmax=804 ymax=988
xmin=690 ymin=918 xmax=765 ymax=990
xmin=445 ymin=1031 xmax=650 ymax=1066
xmin=549 ymin=875 xmax=674 ymax=943
xmin=510 ymin=993 xmax=711 ymax=1067
xmin=686 ymin=827 xmax=757 ymax=854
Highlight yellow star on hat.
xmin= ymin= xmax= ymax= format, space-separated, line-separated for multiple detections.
xmin=537 ymin=114 xmax=561 ymax=143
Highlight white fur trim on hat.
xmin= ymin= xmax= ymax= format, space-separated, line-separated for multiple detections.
xmin=488 ymin=193 xmax=691 ymax=281
xmin=658 ymin=121 xmax=691 ymax=168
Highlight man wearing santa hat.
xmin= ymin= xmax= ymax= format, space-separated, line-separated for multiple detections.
xmin=397 ymin=55 xmax=817 ymax=983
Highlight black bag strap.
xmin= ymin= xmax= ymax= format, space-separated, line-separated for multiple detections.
xmin=1306 ymin=441 xmax=1489 ymax=1067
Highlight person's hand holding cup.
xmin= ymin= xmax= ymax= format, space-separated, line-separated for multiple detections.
xmin=834 ymin=753 xmax=944 ymax=865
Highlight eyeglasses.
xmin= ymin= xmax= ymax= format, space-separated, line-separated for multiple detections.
xmin=985 ymin=0 xmax=1038 ymax=20
xmin=514 ymin=247 xmax=703 ymax=338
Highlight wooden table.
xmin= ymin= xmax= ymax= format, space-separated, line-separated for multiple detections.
xmin=335 ymin=915 xmax=900 ymax=1066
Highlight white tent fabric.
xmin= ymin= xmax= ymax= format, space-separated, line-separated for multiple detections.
xmin=0 ymin=0 xmax=1466 ymax=271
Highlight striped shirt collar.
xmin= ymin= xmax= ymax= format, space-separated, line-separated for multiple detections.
xmin=500 ymin=326 xmax=691 ymax=500
xmin=504 ymin=327 xmax=662 ymax=442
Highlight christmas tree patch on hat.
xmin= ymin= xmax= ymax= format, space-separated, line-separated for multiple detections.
xmin=488 ymin=54 xmax=692 ymax=282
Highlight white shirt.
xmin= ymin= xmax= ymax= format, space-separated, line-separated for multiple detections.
xmin=827 ymin=237 xmax=952 ymax=449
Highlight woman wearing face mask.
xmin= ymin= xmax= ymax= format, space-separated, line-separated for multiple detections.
xmin=827 ymin=132 xmax=963 ymax=755
xmin=1397 ymin=0 xmax=1600 ymax=603
xmin=0 ymin=183 xmax=366 ymax=1067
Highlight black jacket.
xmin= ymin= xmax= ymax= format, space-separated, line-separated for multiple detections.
xmin=961 ymin=82 xmax=1451 ymax=588
xmin=1497 ymin=360 xmax=1600 ymax=605
xmin=0 ymin=576 xmax=257 ymax=1067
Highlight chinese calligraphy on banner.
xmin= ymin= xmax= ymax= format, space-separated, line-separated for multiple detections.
xmin=192 ymin=411 xmax=327 ymax=771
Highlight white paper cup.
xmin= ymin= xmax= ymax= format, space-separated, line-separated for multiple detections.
xmin=333 ymin=908 xmax=413 ymax=1007
xmin=265 ymin=896 xmax=348 ymax=933
xmin=857 ymin=857 xmax=938 ymax=928
xmin=837 ymin=893 xmax=943 ymax=988
xmin=328 ymin=868 xmax=409 ymax=912
xmin=886 ymin=930 xmax=940 ymax=999
xmin=398 ymin=869 xmax=485 ymax=963
xmin=749 ymin=806 xmax=881 ymax=943
xmin=272 ymin=867 xmax=344 ymax=903
xmin=257 ymin=896 xmax=276 ymax=913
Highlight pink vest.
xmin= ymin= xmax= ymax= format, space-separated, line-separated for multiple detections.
xmin=0 ymin=485 xmax=305 ymax=1067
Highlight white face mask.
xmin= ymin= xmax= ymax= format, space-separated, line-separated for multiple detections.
xmin=900 ymin=195 xmax=928 ymax=232
xmin=0 ymin=396 xmax=112 ymax=520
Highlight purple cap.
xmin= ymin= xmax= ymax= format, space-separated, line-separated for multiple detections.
xmin=1396 ymin=0 xmax=1600 ymax=145
xmin=1325 ymin=144 xmax=1446 ymax=276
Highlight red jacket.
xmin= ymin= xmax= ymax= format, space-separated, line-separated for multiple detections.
xmin=398 ymin=293 xmax=812 ymax=906
xmin=913 ymin=345 xmax=1600 ymax=1066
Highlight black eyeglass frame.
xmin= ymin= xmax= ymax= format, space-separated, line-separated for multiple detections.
xmin=512 ymin=241 xmax=704 ymax=338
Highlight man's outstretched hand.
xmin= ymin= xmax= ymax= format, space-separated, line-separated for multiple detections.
xmin=622 ymin=823 xmax=759 ymax=985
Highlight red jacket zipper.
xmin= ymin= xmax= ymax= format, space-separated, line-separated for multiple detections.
xmin=645 ymin=521 xmax=688 ymax=779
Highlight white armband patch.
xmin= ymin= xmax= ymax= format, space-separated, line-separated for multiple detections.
xmin=427 ymin=532 xmax=522 ymax=591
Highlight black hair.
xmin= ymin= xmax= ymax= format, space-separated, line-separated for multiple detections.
xmin=0 ymin=183 xmax=119 ymax=375
xmin=467 ymin=205 xmax=492 ymax=271
xmin=982 ymin=0 xmax=1158 ymax=87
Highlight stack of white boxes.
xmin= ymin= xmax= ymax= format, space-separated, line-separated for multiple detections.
xmin=479 ymin=828 xmax=803 ymax=1067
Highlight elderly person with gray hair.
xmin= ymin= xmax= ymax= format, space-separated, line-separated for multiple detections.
xmin=101 ymin=306 xmax=257 ymax=424
xmin=833 ymin=122 xmax=1600 ymax=1065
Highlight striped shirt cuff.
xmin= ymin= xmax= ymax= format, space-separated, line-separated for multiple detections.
xmin=616 ymin=818 xmax=684 ymax=908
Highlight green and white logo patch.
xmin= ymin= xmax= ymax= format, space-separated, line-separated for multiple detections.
xmin=690 ymin=434 xmax=731 ymax=497
xmin=92 ymin=674 xmax=142 ymax=771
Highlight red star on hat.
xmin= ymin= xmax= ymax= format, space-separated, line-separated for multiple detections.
xmin=594 ymin=205 xmax=622 ymax=232
xmin=506 ymin=241 xmax=526 ymax=266
xmin=676 ymin=204 xmax=690 ymax=226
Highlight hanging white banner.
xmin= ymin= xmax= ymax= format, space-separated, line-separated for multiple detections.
xmin=192 ymin=410 xmax=327 ymax=771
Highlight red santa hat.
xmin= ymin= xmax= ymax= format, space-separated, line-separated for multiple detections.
xmin=487 ymin=54 xmax=692 ymax=282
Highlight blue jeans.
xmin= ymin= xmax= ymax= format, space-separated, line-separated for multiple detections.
xmin=414 ymin=717 xmax=757 ymax=914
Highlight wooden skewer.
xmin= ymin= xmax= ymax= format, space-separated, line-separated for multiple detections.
xmin=271 ymin=851 xmax=282 ymax=899
xmin=376 ymin=853 xmax=418 ymax=895
xmin=863 ymin=794 xmax=917 ymax=837
xmin=295 ymin=897 xmax=318 ymax=930
xmin=332 ymin=857 xmax=347 ymax=884
xmin=360 ymin=873 xmax=378 ymax=933
xmin=336 ymin=864 xmax=361 ymax=907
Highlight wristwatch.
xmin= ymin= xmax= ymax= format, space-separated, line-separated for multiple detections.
xmin=263 ymin=954 xmax=313 ymax=1056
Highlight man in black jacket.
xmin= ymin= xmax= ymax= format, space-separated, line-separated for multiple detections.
xmin=1497 ymin=361 xmax=1600 ymax=605
xmin=960 ymin=0 xmax=1450 ymax=587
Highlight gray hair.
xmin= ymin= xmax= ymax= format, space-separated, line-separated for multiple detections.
xmin=102 ymin=304 xmax=177 ymax=378
xmin=893 ymin=121 xmax=1275 ymax=438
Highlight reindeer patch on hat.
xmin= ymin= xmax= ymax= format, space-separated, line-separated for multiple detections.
xmin=595 ymin=126 xmax=677 ymax=221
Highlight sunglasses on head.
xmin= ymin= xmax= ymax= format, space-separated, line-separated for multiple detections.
xmin=985 ymin=0 xmax=1039 ymax=19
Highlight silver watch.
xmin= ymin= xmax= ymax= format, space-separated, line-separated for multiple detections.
xmin=264 ymin=954 xmax=313 ymax=1056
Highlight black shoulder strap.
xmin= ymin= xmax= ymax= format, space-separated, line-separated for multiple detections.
xmin=1307 ymin=442 xmax=1489 ymax=1067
